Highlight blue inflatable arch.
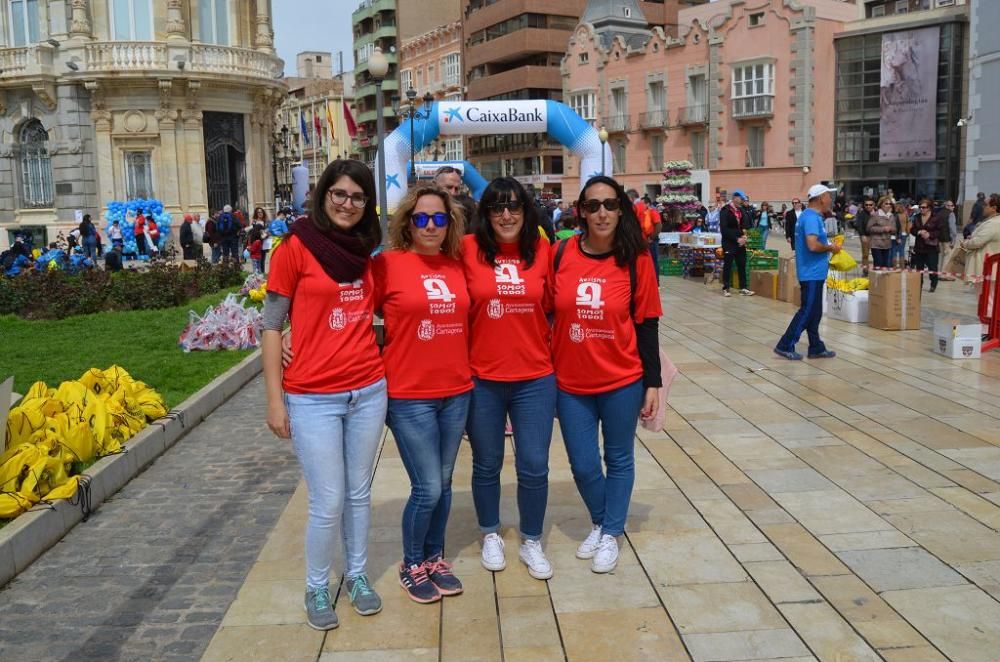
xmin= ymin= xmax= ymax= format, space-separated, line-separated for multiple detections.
xmin=412 ymin=160 xmax=489 ymax=200
xmin=376 ymin=100 xmax=613 ymax=211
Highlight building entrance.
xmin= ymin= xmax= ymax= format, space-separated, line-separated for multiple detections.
xmin=204 ymin=112 xmax=248 ymax=214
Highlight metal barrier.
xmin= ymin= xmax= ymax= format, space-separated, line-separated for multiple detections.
xmin=979 ymin=253 xmax=1000 ymax=352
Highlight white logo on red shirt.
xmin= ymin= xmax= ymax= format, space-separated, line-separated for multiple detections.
xmin=328 ymin=308 xmax=347 ymax=330
xmin=339 ymin=279 xmax=365 ymax=302
xmin=569 ymin=323 xmax=585 ymax=344
xmin=495 ymin=264 xmax=524 ymax=285
xmin=423 ymin=278 xmax=456 ymax=302
xmin=576 ymin=282 xmax=605 ymax=309
xmin=487 ymin=298 xmax=504 ymax=319
xmin=417 ymin=319 xmax=435 ymax=341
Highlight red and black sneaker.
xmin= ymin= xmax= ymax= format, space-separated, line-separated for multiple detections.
xmin=424 ymin=554 xmax=464 ymax=596
xmin=398 ymin=562 xmax=441 ymax=604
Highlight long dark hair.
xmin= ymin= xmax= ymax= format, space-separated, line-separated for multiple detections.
xmin=312 ymin=159 xmax=381 ymax=251
xmin=576 ymin=175 xmax=645 ymax=267
xmin=475 ymin=177 xmax=540 ymax=268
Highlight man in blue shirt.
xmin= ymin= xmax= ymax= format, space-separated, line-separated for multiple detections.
xmin=775 ymin=184 xmax=842 ymax=360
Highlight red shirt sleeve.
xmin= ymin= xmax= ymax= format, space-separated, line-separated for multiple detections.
xmin=266 ymin=236 xmax=303 ymax=298
xmin=633 ymin=252 xmax=663 ymax=323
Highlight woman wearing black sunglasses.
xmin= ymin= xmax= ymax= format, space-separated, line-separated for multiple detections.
xmin=373 ymin=184 xmax=472 ymax=604
xmin=462 ymin=177 xmax=556 ymax=581
xmin=550 ymin=175 xmax=662 ymax=574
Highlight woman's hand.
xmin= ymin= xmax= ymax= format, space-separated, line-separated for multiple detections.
xmin=281 ymin=330 xmax=294 ymax=368
xmin=267 ymin=400 xmax=291 ymax=439
xmin=640 ymin=387 xmax=659 ymax=422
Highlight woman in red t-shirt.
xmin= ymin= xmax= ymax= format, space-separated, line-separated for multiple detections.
xmin=373 ymin=185 xmax=471 ymax=604
xmin=262 ymin=159 xmax=387 ymax=630
xmin=461 ymin=177 xmax=556 ymax=581
xmin=550 ymin=175 xmax=663 ymax=575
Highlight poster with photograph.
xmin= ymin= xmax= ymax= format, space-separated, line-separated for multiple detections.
xmin=879 ymin=27 xmax=939 ymax=162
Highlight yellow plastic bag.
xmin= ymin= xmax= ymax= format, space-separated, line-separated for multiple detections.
xmin=829 ymin=250 xmax=857 ymax=272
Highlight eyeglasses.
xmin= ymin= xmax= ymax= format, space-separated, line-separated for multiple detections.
xmin=328 ymin=188 xmax=368 ymax=209
xmin=882 ymin=202 xmax=893 ymax=206
xmin=581 ymin=198 xmax=621 ymax=213
xmin=411 ymin=212 xmax=450 ymax=228
xmin=487 ymin=201 xmax=524 ymax=215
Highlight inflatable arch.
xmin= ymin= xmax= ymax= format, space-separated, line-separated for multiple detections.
xmin=376 ymin=100 xmax=613 ymax=212
xmin=412 ymin=160 xmax=489 ymax=200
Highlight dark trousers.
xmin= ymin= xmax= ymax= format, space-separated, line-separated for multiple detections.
xmin=871 ymin=247 xmax=892 ymax=269
xmin=911 ymin=250 xmax=939 ymax=289
xmin=776 ymin=280 xmax=828 ymax=356
xmin=649 ymin=240 xmax=659 ymax=283
xmin=182 ymin=244 xmax=198 ymax=260
xmin=722 ymin=247 xmax=748 ymax=291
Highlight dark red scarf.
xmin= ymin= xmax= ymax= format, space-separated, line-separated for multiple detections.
xmin=288 ymin=217 xmax=369 ymax=283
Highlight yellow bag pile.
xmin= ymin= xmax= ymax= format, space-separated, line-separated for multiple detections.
xmin=827 ymin=276 xmax=870 ymax=292
xmin=1 ymin=366 xmax=166 ymax=519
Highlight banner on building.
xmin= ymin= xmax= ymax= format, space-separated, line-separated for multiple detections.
xmin=879 ymin=26 xmax=939 ymax=162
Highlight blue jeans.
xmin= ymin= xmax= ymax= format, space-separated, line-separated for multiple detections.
xmin=776 ymin=280 xmax=828 ymax=356
xmin=891 ymin=238 xmax=907 ymax=266
xmin=388 ymin=392 xmax=472 ymax=566
xmin=466 ymin=375 xmax=556 ymax=540
xmin=759 ymin=227 xmax=770 ymax=248
xmin=286 ymin=378 xmax=388 ymax=590
xmin=210 ymin=243 xmax=222 ymax=264
xmin=557 ymin=379 xmax=644 ymax=537
xmin=82 ymin=237 xmax=97 ymax=260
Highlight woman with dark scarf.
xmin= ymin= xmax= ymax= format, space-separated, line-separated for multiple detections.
xmin=262 ymin=159 xmax=386 ymax=631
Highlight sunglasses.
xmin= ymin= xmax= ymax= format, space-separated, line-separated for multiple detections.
xmin=581 ymin=198 xmax=622 ymax=213
xmin=328 ymin=188 xmax=368 ymax=209
xmin=919 ymin=206 xmax=930 ymax=210
xmin=411 ymin=212 xmax=450 ymax=228
xmin=487 ymin=201 xmax=524 ymax=215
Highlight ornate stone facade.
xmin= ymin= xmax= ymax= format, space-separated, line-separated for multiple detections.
xmin=0 ymin=0 xmax=284 ymax=249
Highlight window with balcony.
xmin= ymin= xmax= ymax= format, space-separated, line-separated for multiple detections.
xmin=17 ymin=120 xmax=53 ymax=209
xmin=608 ymin=87 xmax=628 ymax=131
xmin=442 ymin=53 xmax=461 ymax=87
xmin=746 ymin=126 xmax=765 ymax=168
xmin=731 ymin=62 xmax=774 ymax=119
xmin=683 ymin=74 xmax=708 ymax=125
xmin=8 ymin=0 xmax=39 ymax=46
xmin=569 ymin=91 xmax=596 ymax=125
xmin=124 ymin=151 xmax=154 ymax=199
xmin=199 ymin=0 xmax=230 ymax=45
xmin=690 ymin=131 xmax=705 ymax=169
xmin=111 ymin=0 xmax=153 ymax=41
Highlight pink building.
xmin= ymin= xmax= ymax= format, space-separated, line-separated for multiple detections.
xmin=561 ymin=0 xmax=857 ymax=205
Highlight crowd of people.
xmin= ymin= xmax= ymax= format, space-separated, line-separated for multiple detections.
xmin=261 ymin=160 xmax=663 ymax=631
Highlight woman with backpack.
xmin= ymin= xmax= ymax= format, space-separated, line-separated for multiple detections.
xmin=549 ymin=175 xmax=662 ymax=574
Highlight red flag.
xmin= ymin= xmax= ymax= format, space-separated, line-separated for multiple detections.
xmin=314 ymin=112 xmax=322 ymax=145
xmin=343 ymin=101 xmax=358 ymax=138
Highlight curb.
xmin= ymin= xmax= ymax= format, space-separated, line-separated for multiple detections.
xmin=0 ymin=349 xmax=262 ymax=588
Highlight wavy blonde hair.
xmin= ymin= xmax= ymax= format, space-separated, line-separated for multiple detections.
xmin=387 ymin=185 xmax=465 ymax=258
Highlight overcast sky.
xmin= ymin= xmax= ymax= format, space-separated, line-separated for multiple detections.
xmin=273 ymin=1 xmax=356 ymax=76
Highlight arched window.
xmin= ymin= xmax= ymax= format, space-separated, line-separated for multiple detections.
xmin=18 ymin=120 xmax=54 ymax=209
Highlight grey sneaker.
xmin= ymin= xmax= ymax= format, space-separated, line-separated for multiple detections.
xmin=346 ymin=574 xmax=382 ymax=616
xmin=303 ymin=586 xmax=338 ymax=631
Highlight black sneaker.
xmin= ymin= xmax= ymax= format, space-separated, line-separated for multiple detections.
xmin=399 ymin=562 xmax=441 ymax=604
xmin=424 ymin=554 xmax=464 ymax=596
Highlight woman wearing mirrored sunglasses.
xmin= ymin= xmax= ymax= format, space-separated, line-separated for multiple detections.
xmin=550 ymin=175 xmax=662 ymax=574
xmin=373 ymin=185 xmax=472 ymax=604
xmin=461 ymin=177 xmax=556 ymax=581
xmin=262 ymin=159 xmax=386 ymax=630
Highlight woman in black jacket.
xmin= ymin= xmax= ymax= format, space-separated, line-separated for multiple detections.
xmin=910 ymin=198 xmax=943 ymax=292
xmin=719 ymin=191 xmax=753 ymax=297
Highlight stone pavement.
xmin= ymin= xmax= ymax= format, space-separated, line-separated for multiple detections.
xmin=0 ymin=378 xmax=301 ymax=661
xmin=201 ymin=275 xmax=1000 ymax=662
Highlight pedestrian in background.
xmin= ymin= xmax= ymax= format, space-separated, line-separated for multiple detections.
xmin=79 ymin=214 xmax=98 ymax=260
xmin=868 ymin=197 xmax=896 ymax=269
xmin=910 ymin=198 xmax=943 ymax=292
xmin=719 ymin=189 xmax=754 ymax=297
xmin=785 ymin=198 xmax=803 ymax=251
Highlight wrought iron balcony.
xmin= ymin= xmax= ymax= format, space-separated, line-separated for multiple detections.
xmin=638 ymin=110 xmax=669 ymax=130
xmin=732 ymin=95 xmax=774 ymax=120
xmin=677 ymin=104 xmax=709 ymax=126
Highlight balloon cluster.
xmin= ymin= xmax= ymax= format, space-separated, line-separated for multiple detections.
xmin=103 ymin=198 xmax=173 ymax=260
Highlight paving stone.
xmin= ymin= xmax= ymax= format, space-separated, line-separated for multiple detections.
xmin=837 ymin=546 xmax=968 ymax=592
xmin=660 ymin=582 xmax=787 ymax=634
xmin=681 ymin=629 xmax=811 ymax=662
xmin=882 ymin=585 xmax=1000 ymax=662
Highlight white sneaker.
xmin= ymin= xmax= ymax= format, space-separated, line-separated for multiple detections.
xmin=591 ymin=534 xmax=619 ymax=574
xmin=481 ymin=532 xmax=506 ymax=572
xmin=739 ymin=289 xmax=755 ymax=297
xmin=576 ymin=525 xmax=603 ymax=560
xmin=519 ymin=539 xmax=553 ymax=580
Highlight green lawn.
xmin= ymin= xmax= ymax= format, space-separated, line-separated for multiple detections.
xmin=0 ymin=289 xmax=255 ymax=408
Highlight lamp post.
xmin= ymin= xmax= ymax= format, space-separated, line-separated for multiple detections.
xmin=369 ymin=47 xmax=390 ymax=240
xmin=598 ymin=125 xmax=609 ymax=176
xmin=401 ymin=88 xmax=435 ymax=187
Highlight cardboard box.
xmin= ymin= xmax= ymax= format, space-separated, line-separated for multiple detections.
xmin=679 ymin=232 xmax=695 ymax=244
xmin=827 ymin=289 xmax=869 ymax=324
xmin=659 ymin=232 xmax=681 ymax=245
xmin=750 ymin=270 xmax=779 ymax=299
xmin=933 ymin=319 xmax=982 ymax=359
xmin=777 ymin=257 xmax=796 ymax=302
xmin=868 ymin=271 xmax=921 ymax=330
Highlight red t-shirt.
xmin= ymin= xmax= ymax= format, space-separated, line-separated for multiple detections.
xmin=550 ymin=236 xmax=662 ymax=395
xmin=373 ymin=249 xmax=472 ymax=399
xmin=462 ymin=234 xmax=553 ymax=381
xmin=266 ymin=235 xmax=384 ymax=394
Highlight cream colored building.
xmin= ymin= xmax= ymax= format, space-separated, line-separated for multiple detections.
xmin=0 ymin=0 xmax=284 ymax=250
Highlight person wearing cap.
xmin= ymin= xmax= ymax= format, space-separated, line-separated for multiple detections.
xmin=774 ymin=184 xmax=841 ymax=360
xmin=719 ymin=189 xmax=754 ymax=297
xmin=179 ymin=213 xmax=196 ymax=260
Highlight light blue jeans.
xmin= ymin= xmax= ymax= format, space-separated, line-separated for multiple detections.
xmin=286 ymin=378 xmax=388 ymax=590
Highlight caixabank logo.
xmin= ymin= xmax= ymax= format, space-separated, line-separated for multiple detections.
xmin=439 ymin=101 xmax=547 ymax=136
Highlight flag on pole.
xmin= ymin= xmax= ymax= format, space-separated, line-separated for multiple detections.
xmin=300 ymin=110 xmax=310 ymax=145
xmin=326 ymin=101 xmax=336 ymax=142
xmin=314 ymin=111 xmax=322 ymax=146
xmin=343 ymin=101 xmax=358 ymax=138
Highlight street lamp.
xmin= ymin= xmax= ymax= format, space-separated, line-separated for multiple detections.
xmin=598 ymin=125 xmax=609 ymax=176
xmin=401 ymin=88 xmax=435 ymax=187
xmin=369 ymin=47 xmax=390 ymax=240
